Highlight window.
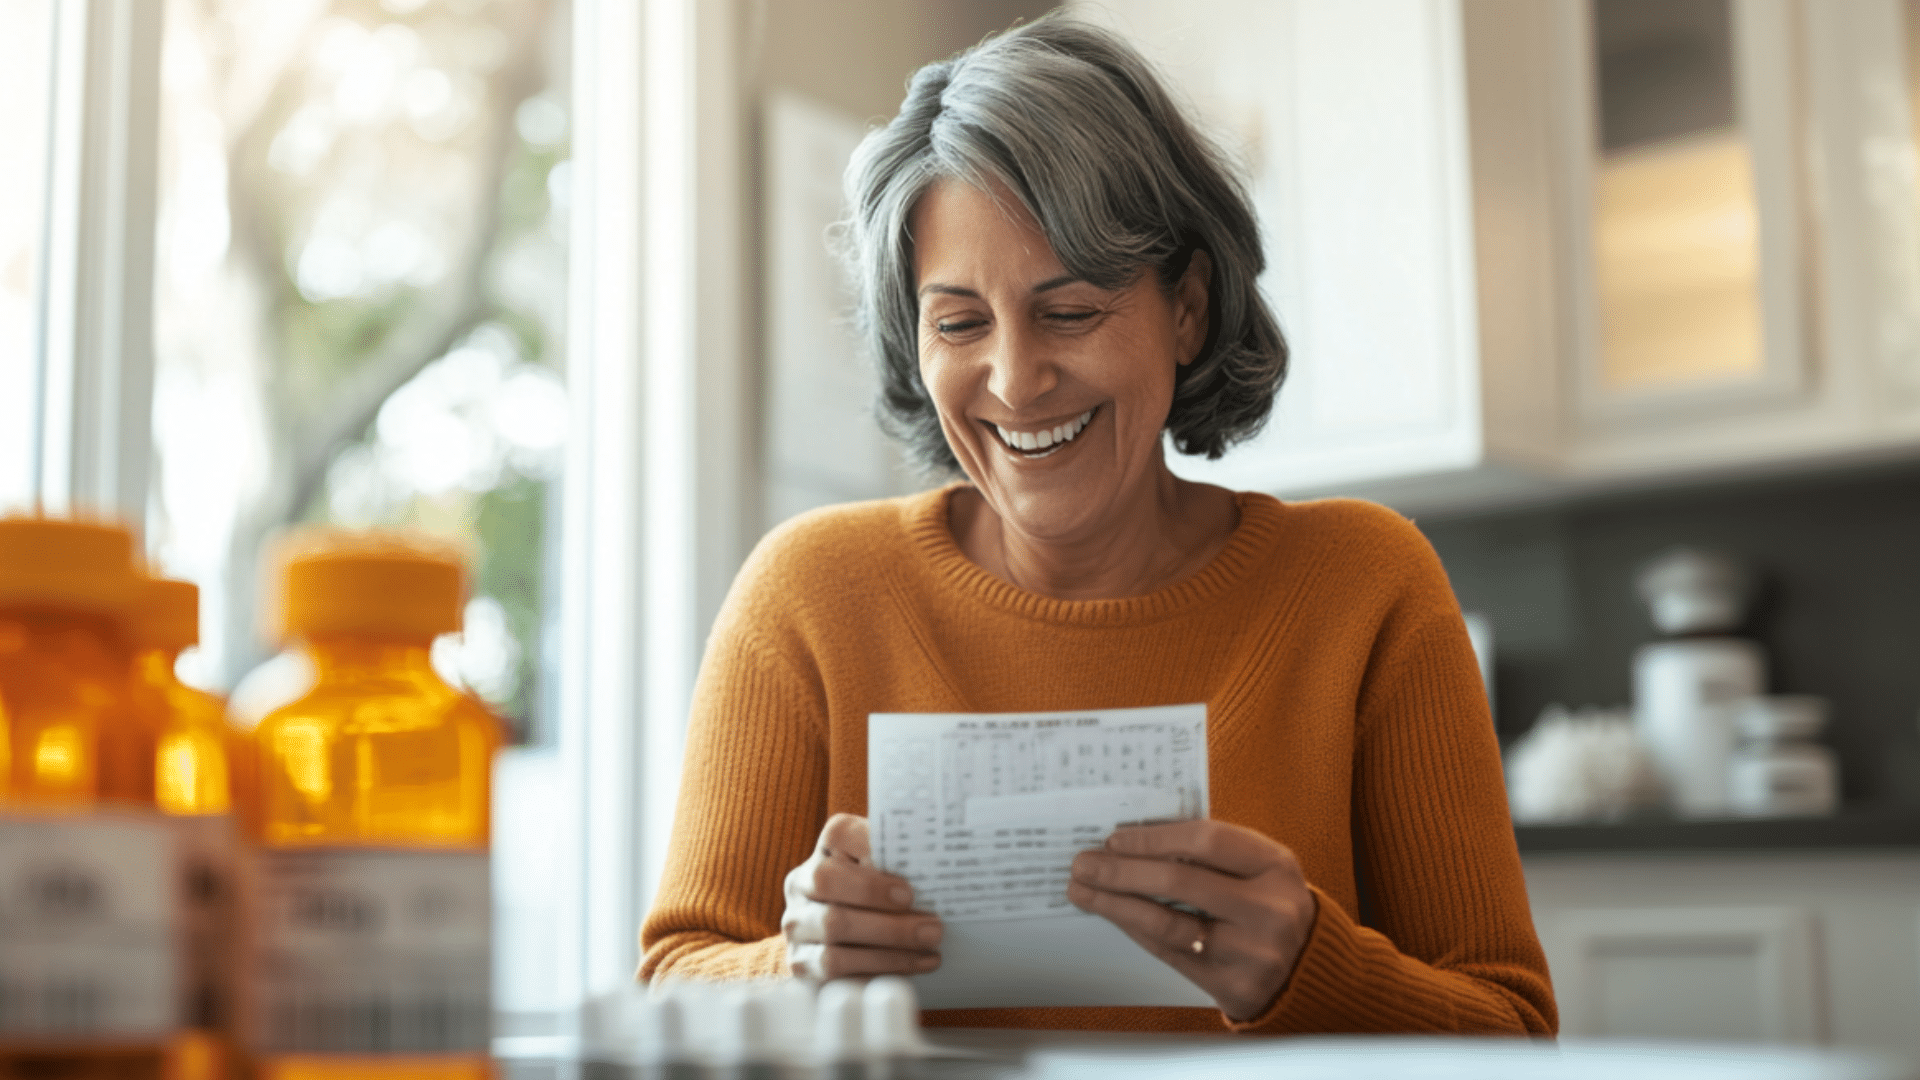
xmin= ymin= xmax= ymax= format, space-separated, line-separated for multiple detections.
xmin=14 ymin=0 xmax=710 ymax=1042
xmin=149 ymin=0 xmax=573 ymax=1036
xmin=0 ymin=0 xmax=57 ymax=507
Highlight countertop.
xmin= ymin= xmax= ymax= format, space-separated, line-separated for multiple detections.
xmin=1514 ymin=805 xmax=1920 ymax=854
xmin=499 ymin=1029 xmax=1913 ymax=1079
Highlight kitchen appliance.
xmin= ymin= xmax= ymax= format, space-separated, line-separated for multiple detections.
xmin=1727 ymin=695 xmax=1839 ymax=817
xmin=1632 ymin=547 xmax=1766 ymax=818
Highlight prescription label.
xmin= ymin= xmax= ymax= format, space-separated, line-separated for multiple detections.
xmin=173 ymin=814 xmax=238 ymax=1031
xmin=243 ymin=848 xmax=490 ymax=1054
xmin=0 ymin=813 xmax=181 ymax=1040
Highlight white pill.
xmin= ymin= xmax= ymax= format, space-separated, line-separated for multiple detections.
xmin=815 ymin=978 xmax=866 ymax=1061
xmin=714 ymin=985 xmax=778 ymax=1065
xmin=632 ymin=994 xmax=686 ymax=1065
xmin=862 ymin=975 xmax=923 ymax=1057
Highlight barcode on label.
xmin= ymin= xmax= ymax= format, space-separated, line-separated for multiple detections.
xmin=0 ymin=814 xmax=181 ymax=1039
xmin=175 ymin=814 xmax=238 ymax=1030
xmin=262 ymin=987 xmax=490 ymax=1054
xmin=244 ymin=848 xmax=490 ymax=1054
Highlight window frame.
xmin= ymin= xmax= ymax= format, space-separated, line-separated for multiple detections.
xmin=32 ymin=0 xmax=162 ymax=521
xmin=27 ymin=0 xmax=748 ymax=1037
xmin=557 ymin=0 xmax=752 ymax=1011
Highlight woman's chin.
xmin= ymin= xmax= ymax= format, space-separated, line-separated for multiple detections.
xmin=986 ymin=478 xmax=1123 ymax=545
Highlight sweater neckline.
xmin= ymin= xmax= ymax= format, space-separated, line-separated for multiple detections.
xmin=901 ymin=482 xmax=1287 ymax=626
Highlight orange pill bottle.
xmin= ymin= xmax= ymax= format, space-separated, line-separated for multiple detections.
xmin=243 ymin=532 xmax=501 ymax=1080
xmin=127 ymin=577 xmax=244 ymax=1080
xmin=0 ymin=518 xmax=175 ymax=1080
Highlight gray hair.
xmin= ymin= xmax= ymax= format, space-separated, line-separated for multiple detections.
xmin=842 ymin=14 xmax=1287 ymax=476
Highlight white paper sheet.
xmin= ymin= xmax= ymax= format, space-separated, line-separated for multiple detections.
xmin=867 ymin=703 xmax=1212 ymax=1009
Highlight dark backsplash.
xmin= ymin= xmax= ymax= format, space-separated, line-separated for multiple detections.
xmin=1415 ymin=461 xmax=1920 ymax=807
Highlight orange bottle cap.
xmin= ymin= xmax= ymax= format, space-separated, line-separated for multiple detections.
xmin=0 ymin=516 xmax=140 ymax=616
xmin=276 ymin=528 xmax=467 ymax=641
xmin=131 ymin=577 xmax=199 ymax=650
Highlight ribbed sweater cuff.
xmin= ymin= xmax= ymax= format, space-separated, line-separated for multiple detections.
xmin=1227 ymin=886 xmax=1540 ymax=1035
xmin=645 ymin=933 xmax=788 ymax=982
xmin=1228 ymin=884 xmax=1392 ymax=1034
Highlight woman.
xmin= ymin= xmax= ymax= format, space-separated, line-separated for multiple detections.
xmin=640 ymin=15 xmax=1555 ymax=1035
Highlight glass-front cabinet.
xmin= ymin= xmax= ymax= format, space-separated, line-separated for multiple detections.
xmin=1589 ymin=0 xmax=1764 ymax=396
xmin=1093 ymin=0 xmax=1920 ymax=509
xmin=1565 ymin=0 xmax=1811 ymax=428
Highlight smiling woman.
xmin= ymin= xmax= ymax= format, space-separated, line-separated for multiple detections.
xmin=912 ymin=177 xmax=1233 ymax=599
xmin=641 ymin=14 xmax=1555 ymax=1037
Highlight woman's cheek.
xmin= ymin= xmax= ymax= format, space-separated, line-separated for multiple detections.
xmin=920 ymin=351 xmax=974 ymax=424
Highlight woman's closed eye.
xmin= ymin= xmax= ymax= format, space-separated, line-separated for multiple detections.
xmin=1042 ymin=309 xmax=1101 ymax=329
xmin=934 ymin=317 xmax=989 ymax=336
xmin=929 ymin=307 xmax=1101 ymax=340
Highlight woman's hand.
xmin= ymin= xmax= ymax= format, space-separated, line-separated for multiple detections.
xmin=1068 ymin=820 xmax=1318 ymax=1022
xmin=783 ymin=813 xmax=943 ymax=979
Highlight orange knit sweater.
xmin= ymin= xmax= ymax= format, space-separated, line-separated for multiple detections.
xmin=640 ymin=484 xmax=1556 ymax=1036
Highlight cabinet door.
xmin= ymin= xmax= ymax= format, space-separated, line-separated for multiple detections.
xmin=1895 ymin=1 xmax=1920 ymax=412
xmin=1525 ymin=854 xmax=1920 ymax=1057
xmin=1817 ymin=0 xmax=1920 ymax=437
xmin=1544 ymin=905 xmax=1826 ymax=1041
xmin=1557 ymin=0 xmax=1811 ymax=431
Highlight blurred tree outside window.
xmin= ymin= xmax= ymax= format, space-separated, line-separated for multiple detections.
xmin=0 ymin=0 xmax=57 ymax=508
xmin=149 ymin=0 xmax=570 ymax=748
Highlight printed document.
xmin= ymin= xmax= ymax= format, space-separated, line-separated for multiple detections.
xmin=868 ymin=703 xmax=1212 ymax=1009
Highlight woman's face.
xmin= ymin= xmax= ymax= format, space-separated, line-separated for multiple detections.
xmin=911 ymin=178 xmax=1208 ymax=543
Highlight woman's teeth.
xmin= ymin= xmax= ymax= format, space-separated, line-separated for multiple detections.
xmin=993 ymin=409 xmax=1095 ymax=457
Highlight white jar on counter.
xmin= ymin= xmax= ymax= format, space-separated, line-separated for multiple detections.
xmin=1633 ymin=636 xmax=1766 ymax=818
xmin=1726 ymin=695 xmax=1839 ymax=818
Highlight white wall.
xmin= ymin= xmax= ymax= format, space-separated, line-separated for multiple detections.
xmin=753 ymin=0 xmax=1047 ymax=120
xmin=747 ymin=0 xmax=1057 ymax=535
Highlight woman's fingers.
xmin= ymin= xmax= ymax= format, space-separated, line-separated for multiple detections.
xmin=783 ymin=814 xmax=943 ymax=982
xmin=1070 ymin=820 xmax=1319 ymax=1021
xmin=783 ymin=896 xmax=943 ymax=951
xmin=1069 ymin=848 xmax=1266 ymax=925
xmin=791 ymin=849 xmax=918 ymax=911
xmin=818 ymin=812 xmax=873 ymax=863
xmin=1105 ymin=819 xmax=1290 ymax=879
xmin=787 ymin=942 xmax=941 ymax=980
xmin=1066 ymin=878 xmax=1210 ymax=964
xmin=1066 ymin=872 xmax=1316 ymax=1022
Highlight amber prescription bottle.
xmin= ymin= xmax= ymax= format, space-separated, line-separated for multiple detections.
xmin=127 ymin=576 xmax=246 ymax=1080
xmin=0 ymin=518 xmax=177 ymax=1079
xmin=244 ymin=531 xmax=501 ymax=1080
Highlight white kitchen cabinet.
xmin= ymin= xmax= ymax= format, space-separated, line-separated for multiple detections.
xmin=1077 ymin=0 xmax=1920 ymax=513
xmin=1076 ymin=0 xmax=1534 ymax=502
xmin=1524 ymin=853 xmax=1920 ymax=1056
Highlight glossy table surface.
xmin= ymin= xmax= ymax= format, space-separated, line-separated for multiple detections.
xmin=501 ymin=1028 xmax=1914 ymax=1080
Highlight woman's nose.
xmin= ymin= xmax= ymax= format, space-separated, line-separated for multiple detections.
xmin=983 ymin=323 xmax=1058 ymax=410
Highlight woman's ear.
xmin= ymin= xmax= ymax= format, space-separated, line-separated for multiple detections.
xmin=1174 ymin=249 xmax=1213 ymax=367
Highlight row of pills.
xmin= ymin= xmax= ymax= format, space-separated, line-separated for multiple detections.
xmin=591 ymin=977 xmax=927 ymax=1067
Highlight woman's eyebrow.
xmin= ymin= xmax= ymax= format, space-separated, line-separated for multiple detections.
xmin=917 ymin=274 xmax=1084 ymax=300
